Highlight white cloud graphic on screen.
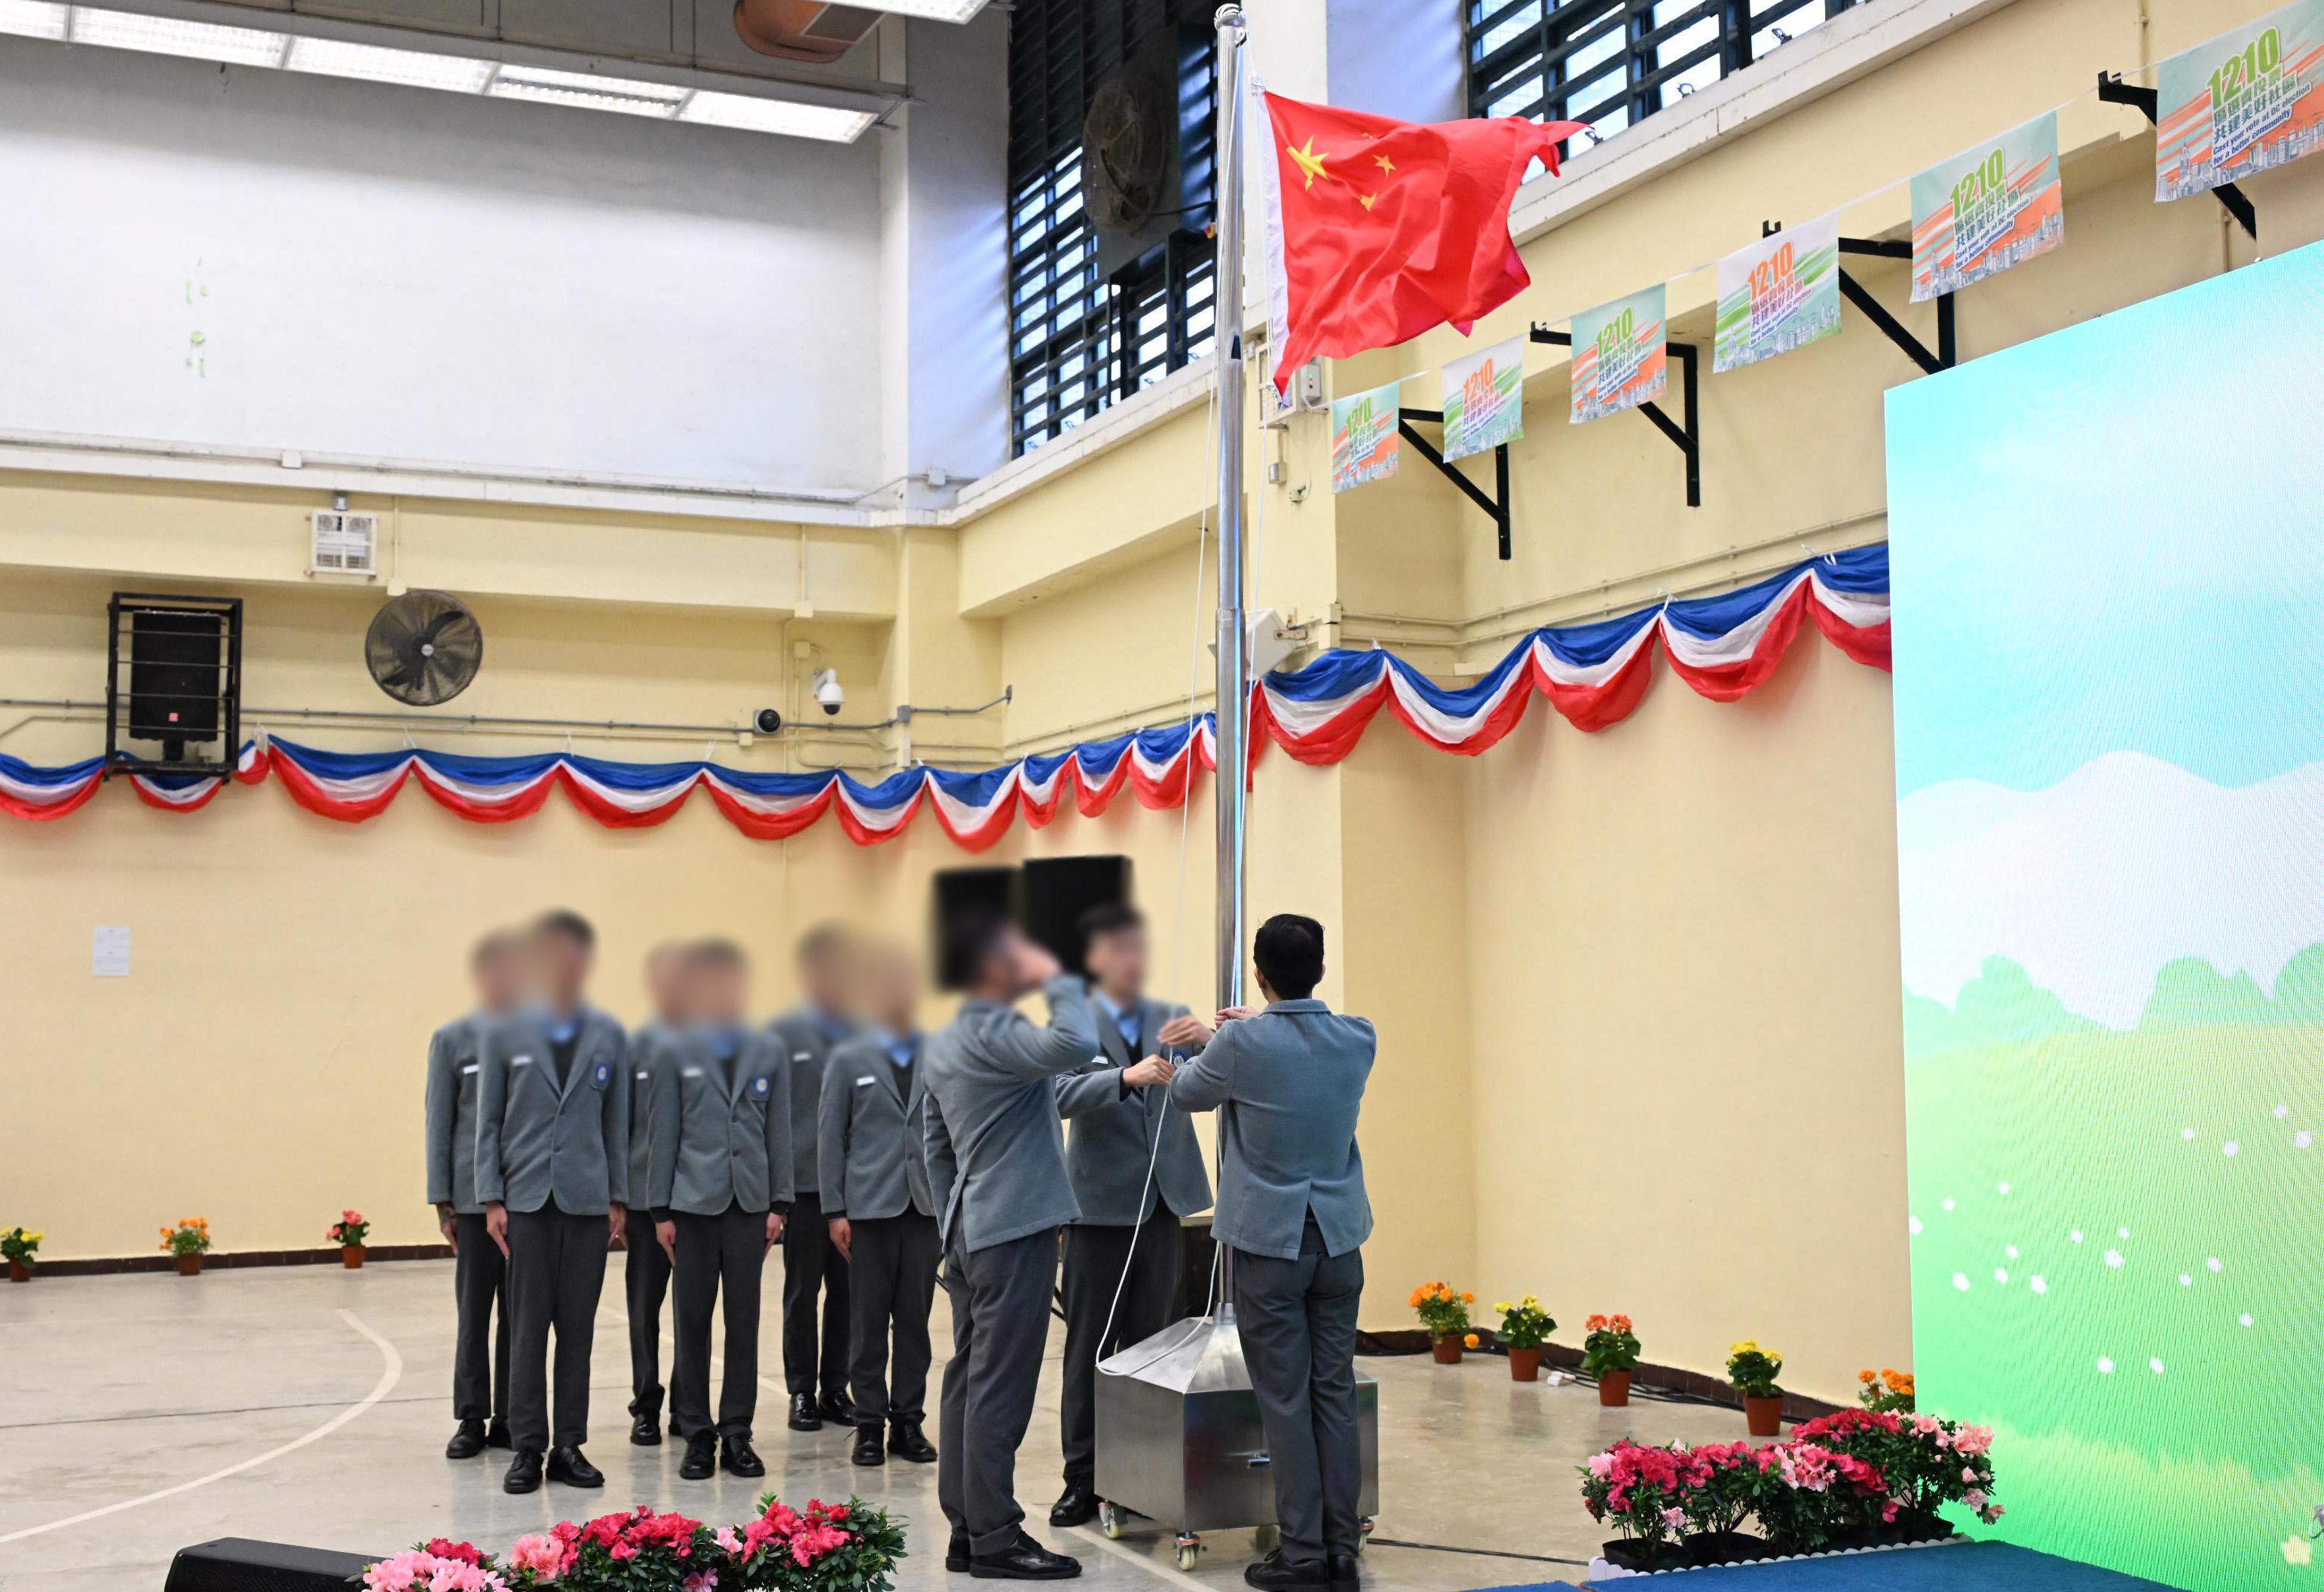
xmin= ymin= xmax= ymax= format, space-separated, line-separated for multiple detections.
xmin=1897 ymin=752 xmax=2324 ymax=1027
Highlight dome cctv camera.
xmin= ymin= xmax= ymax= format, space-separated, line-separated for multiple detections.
xmin=811 ymin=669 xmax=845 ymax=717
xmin=754 ymin=708 xmax=784 ymax=734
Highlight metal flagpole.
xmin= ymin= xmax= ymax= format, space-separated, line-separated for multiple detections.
xmin=1209 ymin=2 xmax=1248 ymax=1326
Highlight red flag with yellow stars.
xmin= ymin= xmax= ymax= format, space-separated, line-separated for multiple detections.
xmin=1261 ymin=93 xmax=1587 ymax=392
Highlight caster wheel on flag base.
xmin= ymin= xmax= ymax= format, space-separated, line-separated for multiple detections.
xmin=1252 ymin=1525 xmax=1279 ymax=1555
xmin=1176 ymin=1534 xmax=1201 ymax=1572
xmin=1098 ymin=1502 xmax=1124 ymax=1541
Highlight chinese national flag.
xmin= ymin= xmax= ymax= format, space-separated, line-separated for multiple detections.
xmin=1261 ymin=93 xmax=1587 ymax=391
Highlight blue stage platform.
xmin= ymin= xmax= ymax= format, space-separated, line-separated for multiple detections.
xmin=1475 ymin=1541 xmax=2181 ymax=1591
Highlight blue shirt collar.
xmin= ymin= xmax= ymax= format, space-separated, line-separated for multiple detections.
xmin=882 ymin=1030 xmax=919 ymax=1067
xmin=1094 ymin=991 xmax=1141 ymax=1042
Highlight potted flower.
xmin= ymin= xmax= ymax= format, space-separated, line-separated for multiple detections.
xmin=1727 ymin=1339 xmax=1784 ymax=1435
xmin=1408 ymin=1281 xmax=1473 ymax=1363
xmin=1793 ymin=1407 xmax=1998 ymax=1543
xmin=1582 ymin=1313 xmax=1641 ymax=1405
xmin=1858 ymin=1367 xmax=1914 ymax=1413
xmin=161 ymin=1217 xmax=212 ymax=1276
xmin=329 ymin=1210 xmax=371 ymax=1269
xmin=1578 ymin=1439 xmax=1689 ymax=1572
xmin=2 ymin=1226 xmax=41 ymax=1283
xmin=1673 ymin=1441 xmax=1772 ymax=1566
xmin=1491 ymin=1297 xmax=1555 ymax=1381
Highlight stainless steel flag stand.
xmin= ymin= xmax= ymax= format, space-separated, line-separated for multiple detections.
xmin=1089 ymin=6 xmax=1380 ymax=1571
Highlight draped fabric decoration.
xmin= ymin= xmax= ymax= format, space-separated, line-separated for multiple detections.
xmin=0 ymin=547 xmax=1888 ymax=848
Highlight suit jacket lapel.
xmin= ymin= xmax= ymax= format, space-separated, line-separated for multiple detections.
xmin=1096 ymin=1008 xmax=1135 ymax=1069
xmin=554 ymin=1013 xmax=591 ymax=1103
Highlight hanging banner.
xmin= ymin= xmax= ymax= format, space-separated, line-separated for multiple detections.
xmin=1714 ymin=213 xmax=1841 ymax=373
xmin=1909 ymin=112 xmax=2066 ymax=302
xmin=1330 ymin=380 xmax=1402 ymax=493
xmin=1568 ymin=285 xmax=1668 ymax=423
xmin=1439 ymin=335 xmax=1525 ymax=462
xmin=2156 ymin=0 xmax=2324 ymax=201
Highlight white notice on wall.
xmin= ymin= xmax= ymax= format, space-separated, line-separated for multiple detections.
xmin=93 ymin=925 xmax=131 ymax=977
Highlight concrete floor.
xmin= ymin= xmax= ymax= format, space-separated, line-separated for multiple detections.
xmin=0 ymin=1262 xmax=1755 ymax=1592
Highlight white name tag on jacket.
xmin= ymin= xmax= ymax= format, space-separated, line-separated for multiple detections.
xmin=855 ymin=1076 xmax=876 ymax=1088
xmin=635 ymin=1071 xmax=650 ymax=1082
xmin=793 ymin=1051 xmax=812 ymax=1062
xmin=512 ymin=1055 xmax=534 ymax=1067
xmin=462 ymin=1064 xmax=479 ymax=1076
xmin=680 ymin=1067 xmax=705 ymax=1079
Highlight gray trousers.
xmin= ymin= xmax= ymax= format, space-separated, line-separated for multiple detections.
xmin=451 ymin=1212 xmax=510 ymax=1426
xmin=1233 ymin=1223 xmax=1364 ymax=1564
xmin=938 ymin=1226 xmax=1058 ymax=1554
xmin=505 ymin=1205 xmax=610 ymax=1453
xmin=1059 ymin=1206 xmax=1183 ymax=1486
xmin=671 ymin=1205 xmax=767 ymax=1440
xmin=848 ymin=1212 xmax=940 ymax=1427
xmin=625 ymin=1231 xmax=672 ymax=1418
xmin=781 ymin=1192 xmax=852 ymax=1399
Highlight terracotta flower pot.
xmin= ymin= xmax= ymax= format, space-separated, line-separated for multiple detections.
xmin=342 ymin=1245 xmax=365 ymax=1269
xmin=176 ymin=1254 xmax=203 ymax=1277
xmin=1598 ymin=1369 xmax=1633 ymax=1406
xmin=1743 ymin=1393 xmax=1784 ymax=1436
xmin=1508 ymin=1346 xmax=1541 ymax=1382
xmin=6 ymin=1258 xmax=29 ymax=1283
xmin=1431 ymin=1336 xmax=1463 ymax=1364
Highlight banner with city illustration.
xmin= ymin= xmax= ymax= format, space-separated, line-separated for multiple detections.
xmin=1439 ymin=335 xmax=1524 ymax=462
xmin=1568 ymin=285 xmax=1668 ymax=423
xmin=1886 ymin=238 xmax=2324 ymax=1592
xmin=1330 ymin=379 xmax=1402 ymax=494
xmin=2157 ymin=0 xmax=2324 ymax=200
xmin=1713 ymin=213 xmax=1840 ymax=372
xmin=1910 ymin=112 xmax=2065 ymax=301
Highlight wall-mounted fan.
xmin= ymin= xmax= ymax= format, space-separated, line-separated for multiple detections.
xmin=365 ymin=589 xmax=483 ymax=706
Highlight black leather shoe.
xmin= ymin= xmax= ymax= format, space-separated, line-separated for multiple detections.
xmin=888 ymin=1419 xmax=937 ymax=1464
xmin=485 ymin=1421 xmax=514 ymax=1450
xmin=445 ymin=1420 xmax=488 ymax=1459
xmin=721 ymin=1436 xmax=766 ymax=1478
xmin=502 ymin=1449 xmax=544 ymax=1495
xmin=1328 ymin=1551 xmax=1361 ymax=1592
xmin=789 ymin=1392 xmax=821 ymax=1431
xmin=969 ymin=1533 xmax=1081 ymax=1580
xmin=818 ymin=1390 xmax=858 ymax=1427
xmin=1243 ymin=1551 xmax=1331 ymax=1590
xmin=630 ymin=1409 xmax=662 ymax=1446
xmin=1047 ymin=1484 xmax=1099 ymax=1528
xmin=852 ymin=1425 xmax=885 ymax=1467
xmin=679 ymin=1434 xmax=717 ymax=1480
xmin=546 ymin=1446 xmax=604 ymax=1488
xmin=945 ymin=1532 xmax=971 ymax=1573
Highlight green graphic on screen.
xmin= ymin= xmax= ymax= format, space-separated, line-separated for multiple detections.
xmin=1886 ymin=238 xmax=2324 ymax=1590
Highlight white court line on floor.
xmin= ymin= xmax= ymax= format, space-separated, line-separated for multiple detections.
xmin=0 ymin=1309 xmax=403 ymax=1547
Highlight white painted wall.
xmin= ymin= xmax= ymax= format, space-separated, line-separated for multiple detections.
xmin=0 ymin=36 xmax=888 ymax=492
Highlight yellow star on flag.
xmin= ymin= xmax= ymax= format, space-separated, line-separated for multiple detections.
xmin=1374 ymin=154 xmax=1396 ymax=173
xmin=1359 ymin=194 xmax=1377 ymax=210
xmin=1286 ymin=136 xmax=1331 ymax=190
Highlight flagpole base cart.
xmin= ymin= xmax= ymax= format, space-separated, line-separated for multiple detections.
xmin=1091 ymin=1315 xmax=1379 ymax=1572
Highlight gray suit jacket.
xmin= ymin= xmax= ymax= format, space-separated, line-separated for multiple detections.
xmin=647 ymin=1029 xmax=793 ymax=1218
xmin=1057 ymin=996 xmax=1213 ymax=1226
xmin=474 ymin=1006 xmax=631 ymax=1215
xmin=922 ymin=976 xmax=1098 ymax=1252
xmin=424 ymin=1012 xmax=491 ymax=1214
xmin=1167 ymin=998 xmax=1373 ymax=1260
xmin=625 ymin=1021 xmax=682 ymax=1210
xmin=768 ymin=1007 xmax=857 ymax=1196
xmin=819 ymin=1033 xmax=934 ymax=1221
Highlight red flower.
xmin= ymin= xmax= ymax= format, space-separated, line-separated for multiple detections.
xmin=421 ymin=1540 xmax=482 ymax=1565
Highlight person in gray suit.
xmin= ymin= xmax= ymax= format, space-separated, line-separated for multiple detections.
xmin=1166 ymin=914 xmax=1372 ymax=1592
xmin=922 ymin=913 xmax=1098 ymax=1581
xmin=647 ymin=938 xmax=790 ymax=1483
xmin=819 ymin=944 xmax=941 ymax=1471
xmin=623 ymin=941 xmax=691 ymax=1447
xmin=1048 ymin=903 xmax=1211 ymax=1528
xmin=427 ymin=929 xmax=521 ymax=1461
xmin=476 ymin=910 xmax=631 ymax=1496
xmin=767 ymin=924 xmax=859 ymax=1433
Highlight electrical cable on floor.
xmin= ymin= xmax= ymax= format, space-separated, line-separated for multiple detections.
xmin=1366 ymin=1538 xmax=1592 ymax=1569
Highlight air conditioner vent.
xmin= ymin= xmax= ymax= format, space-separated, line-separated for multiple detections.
xmin=310 ymin=510 xmax=379 ymax=577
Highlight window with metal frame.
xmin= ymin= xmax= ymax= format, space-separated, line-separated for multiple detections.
xmin=1467 ymin=0 xmax=1860 ymax=154
xmin=1008 ymin=0 xmax=1218 ymax=458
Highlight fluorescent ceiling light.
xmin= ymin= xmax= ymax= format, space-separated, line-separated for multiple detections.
xmin=852 ymin=0 xmax=987 ymax=19
xmin=680 ymin=89 xmax=873 ymax=142
xmin=69 ymin=5 xmax=287 ymax=66
xmin=0 ymin=0 xmax=66 ymax=40
xmin=284 ymin=34 xmax=494 ymax=93
xmin=488 ymin=63 xmax=687 ymax=118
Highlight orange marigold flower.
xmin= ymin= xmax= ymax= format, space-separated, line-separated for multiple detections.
xmin=1860 ymin=1369 xmax=1877 ymax=1383
xmin=1460 ymin=1292 xmax=1475 ymax=1305
xmin=1463 ymin=1333 xmax=1479 ymax=1349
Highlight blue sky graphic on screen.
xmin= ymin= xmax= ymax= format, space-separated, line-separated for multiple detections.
xmin=1885 ymin=238 xmax=2324 ymax=1589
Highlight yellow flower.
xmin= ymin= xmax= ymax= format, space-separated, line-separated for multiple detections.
xmin=1493 ymin=1301 xmax=1512 ymax=1315
xmin=1731 ymin=1339 xmax=1758 ymax=1355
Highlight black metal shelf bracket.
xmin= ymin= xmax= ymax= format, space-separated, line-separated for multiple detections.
xmin=1528 ymin=325 xmax=1702 ymax=507
xmin=2097 ymin=72 xmax=2258 ymax=238
xmin=1762 ymin=219 xmax=1959 ymax=375
xmin=1396 ymin=409 xmax=1514 ymax=560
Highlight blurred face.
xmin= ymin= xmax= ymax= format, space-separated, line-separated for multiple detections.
xmin=694 ymin=960 xmax=748 ymax=1027
xmin=1084 ymin=925 xmax=1149 ymax=1000
xmin=473 ymin=944 xmax=522 ymax=1012
xmin=532 ymin=929 xmax=592 ymax=1009
xmin=799 ymin=936 xmax=852 ymax=1014
xmin=645 ymin=947 xmax=690 ymax=1024
xmin=873 ymin=955 xmax=919 ymax=1035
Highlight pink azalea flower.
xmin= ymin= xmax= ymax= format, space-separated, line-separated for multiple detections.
xmin=1955 ymin=1424 xmax=1995 ymax=1456
xmin=713 ymin=1528 xmax=743 ymax=1556
xmin=507 ymin=1535 xmax=564 ymax=1581
xmin=607 ymin=1542 xmax=638 ymax=1563
xmin=1965 ymin=1489 xmax=1987 ymax=1511
xmin=682 ymin=1574 xmax=717 ymax=1592
xmin=1662 ymin=1508 xmax=1686 ymax=1532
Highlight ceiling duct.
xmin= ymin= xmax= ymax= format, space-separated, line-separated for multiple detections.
xmin=734 ymin=0 xmax=883 ymax=65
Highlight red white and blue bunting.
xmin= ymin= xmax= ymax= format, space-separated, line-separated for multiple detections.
xmin=0 ymin=546 xmax=1887 ymax=849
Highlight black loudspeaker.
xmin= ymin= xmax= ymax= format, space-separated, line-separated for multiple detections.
xmin=164 ymin=1538 xmax=384 ymax=1592
xmin=108 ymin=592 xmax=243 ymax=776
xmin=932 ymin=865 xmax=1021 ymax=990
xmin=1023 ymin=855 xmax=1133 ymax=978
